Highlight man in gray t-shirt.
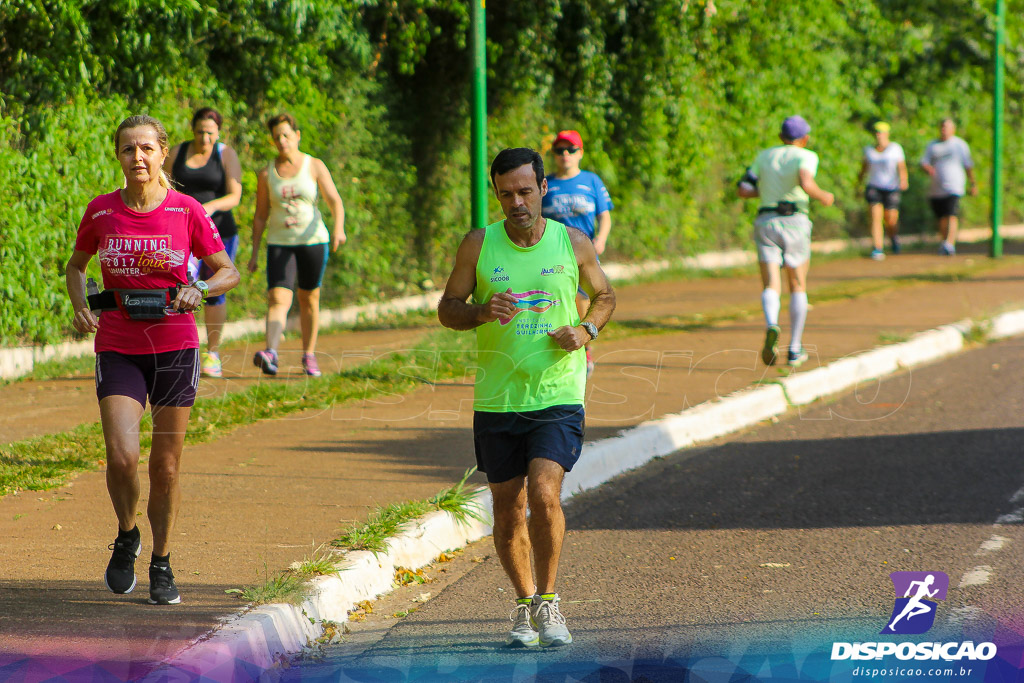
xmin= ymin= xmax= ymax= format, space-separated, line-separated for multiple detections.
xmin=920 ymin=118 xmax=977 ymax=256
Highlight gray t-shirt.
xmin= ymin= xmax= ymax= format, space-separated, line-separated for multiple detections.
xmin=920 ymin=136 xmax=974 ymax=198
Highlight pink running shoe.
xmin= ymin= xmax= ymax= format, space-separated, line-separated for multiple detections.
xmin=302 ymin=353 xmax=322 ymax=377
xmin=253 ymin=349 xmax=278 ymax=376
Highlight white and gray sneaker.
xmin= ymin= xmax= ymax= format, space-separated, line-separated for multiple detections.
xmin=506 ymin=599 xmax=539 ymax=647
xmin=530 ymin=593 xmax=573 ymax=647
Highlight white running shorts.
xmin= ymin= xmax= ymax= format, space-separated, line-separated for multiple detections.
xmin=753 ymin=213 xmax=813 ymax=268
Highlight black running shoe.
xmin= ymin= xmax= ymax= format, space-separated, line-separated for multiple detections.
xmin=104 ymin=532 xmax=141 ymax=594
xmin=148 ymin=563 xmax=181 ymax=605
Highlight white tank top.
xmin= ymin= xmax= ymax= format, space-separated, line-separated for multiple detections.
xmin=265 ymin=154 xmax=329 ymax=245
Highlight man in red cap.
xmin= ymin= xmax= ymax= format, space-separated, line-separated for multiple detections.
xmin=541 ymin=130 xmax=613 ymax=376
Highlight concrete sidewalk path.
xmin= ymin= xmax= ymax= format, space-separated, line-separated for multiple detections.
xmin=3 ymin=241 xmax=1024 ymax=681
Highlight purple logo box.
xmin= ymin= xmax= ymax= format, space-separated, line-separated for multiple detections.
xmin=890 ymin=571 xmax=949 ymax=600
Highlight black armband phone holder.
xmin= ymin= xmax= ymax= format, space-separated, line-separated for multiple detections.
xmin=737 ymin=168 xmax=759 ymax=189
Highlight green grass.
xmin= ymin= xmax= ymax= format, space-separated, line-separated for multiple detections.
xmin=4 ymin=306 xmax=440 ymax=387
xmin=962 ymin=320 xmax=992 ymax=345
xmin=618 ymin=244 xmax=870 ymax=288
xmin=229 ymin=545 xmax=346 ymax=606
xmin=332 ymin=500 xmax=434 ymax=554
xmin=5 ymin=354 xmax=97 ymax=383
xmin=230 ymin=473 xmax=487 ymax=607
xmin=331 ymin=469 xmax=488 ymax=553
xmin=428 ymin=467 xmax=489 ymax=527
xmin=878 ymin=331 xmax=912 ymax=345
xmin=294 ymin=544 xmax=345 ymax=577
xmin=3 ymin=252 xmax=1018 ymax=496
xmin=0 ymin=328 xmax=476 ymax=496
xmin=231 ymin=571 xmax=307 ymax=606
xmin=603 ymin=258 xmax=1012 ymax=341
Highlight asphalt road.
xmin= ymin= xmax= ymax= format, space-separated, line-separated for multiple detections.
xmin=281 ymin=336 xmax=1024 ymax=682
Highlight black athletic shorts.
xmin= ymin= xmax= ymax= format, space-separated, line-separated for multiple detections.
xmin=473 ymin=404 xmax=585 ymax=484
xmin=95 ymin=349 xmax=200 ymax=408
xmin=929 ymin=195 xmax=961 ymax=218
xmin=865 ymin=186 xmax=901 ymax=211
xmin=266 ymin=243 xmax=329 ymax=291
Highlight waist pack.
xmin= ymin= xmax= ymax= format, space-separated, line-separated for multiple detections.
xmin=87 ymin=287 xmax=187 ymax=320
xmin=757 ymin=201 xmax=800 ymax=217
xmin=775 ymin=200 xmax=798 ymax=216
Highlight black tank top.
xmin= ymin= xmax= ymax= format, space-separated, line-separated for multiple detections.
xmin=171 ymin=142 xmax=238 ymax=239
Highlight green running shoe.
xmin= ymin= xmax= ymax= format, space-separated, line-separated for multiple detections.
xmin=761 ymin=325 xmax=781 ymax=366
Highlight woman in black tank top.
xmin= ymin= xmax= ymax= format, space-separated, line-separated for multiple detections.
xmin=163 ymin=108 xmax=243 ymax=378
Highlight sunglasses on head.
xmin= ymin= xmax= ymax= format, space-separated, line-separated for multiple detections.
xmin=553 ymin=146 xmax=580 ymax=155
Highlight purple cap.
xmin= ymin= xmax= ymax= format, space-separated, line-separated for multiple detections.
xmin=781 ymin=115 xmax=811 ymax=140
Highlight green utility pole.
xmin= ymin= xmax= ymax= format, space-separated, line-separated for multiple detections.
xmin=991 ymin=0 xmax=1006 ymax=257
xmin=470 ymin=0 xmax=488 ymax=230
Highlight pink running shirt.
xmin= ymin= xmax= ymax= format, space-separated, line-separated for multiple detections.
xmin=75 ymin=189 xmax=225 ymax=354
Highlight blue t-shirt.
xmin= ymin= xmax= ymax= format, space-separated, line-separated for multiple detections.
xmin=541 ymin=170 xmax=613 ymax=239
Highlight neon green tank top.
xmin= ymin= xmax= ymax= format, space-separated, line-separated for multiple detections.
xmin=472 ymin=219 xmax=585 ymax=412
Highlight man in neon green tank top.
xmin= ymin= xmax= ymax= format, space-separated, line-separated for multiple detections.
xmin=439 ymin=148 xmax=615 ymax=648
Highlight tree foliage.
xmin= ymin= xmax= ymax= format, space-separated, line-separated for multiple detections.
xmin=2 ymin=0 xmax=1022 ymax=345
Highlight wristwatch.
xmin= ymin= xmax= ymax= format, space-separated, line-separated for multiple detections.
xmin=192 ymin=280 xmax=209 ymax=296
xmin=580 ymin=321 xmax=599 ymax=340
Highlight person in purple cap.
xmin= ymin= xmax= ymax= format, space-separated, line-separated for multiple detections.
xmin=737 ymin=115 xmax=834 ymax=368
xmin=541 ymin=130 xmax=613 ymax=377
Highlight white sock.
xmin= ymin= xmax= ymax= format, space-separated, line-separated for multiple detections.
xmin=761 ymin=288 xmax=780 ymax=327
xmin=790 ymin=292 xmax=808 ymax=351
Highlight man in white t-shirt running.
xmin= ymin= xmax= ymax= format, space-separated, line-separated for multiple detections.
xmin=920 ymin=118 xmax=977 ymax=256
xmin=858 ymin=121 xmax=908 ymax=260
xmin=738 ymin=115 xmax=834 ymax=368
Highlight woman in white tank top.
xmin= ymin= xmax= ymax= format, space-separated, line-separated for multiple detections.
xmin=248 ymin=113 xmax=346 ymax=377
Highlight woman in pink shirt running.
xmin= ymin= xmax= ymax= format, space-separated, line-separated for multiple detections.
xmin=65 ymin=115 xmax=239 ymax=606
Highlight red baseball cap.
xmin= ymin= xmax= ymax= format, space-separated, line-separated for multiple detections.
xmin=553 ymin=130 xmax=583 ymax=149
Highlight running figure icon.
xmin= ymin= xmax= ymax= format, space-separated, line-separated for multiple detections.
xmin=886 ymin=574 xmax=939 ymax=633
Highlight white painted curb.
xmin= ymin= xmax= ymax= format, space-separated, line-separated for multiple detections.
xmin=779 ymin=347 xmax=901 ymax=406
xmin=144 ymin=497 xmax=494 ymax=682
xmin=564 ymin=384 xmax=788 ymax=498
xmin=989 ymin=309 xmax=1024 ymax=340
xmin=890 ymin=325 xmax=965 ymax=369
xmin=778 ymin=325 xmax=965 ymax=406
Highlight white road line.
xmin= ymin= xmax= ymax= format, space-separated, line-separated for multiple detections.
xmin=975 ymin=535 xmax=1010 ymax=555
xmin=945 ymin=452 xmax=1024 ymax=626
xmin=995 ymin=509 xmax=1024 ymax=524
xmin=946 ymin=606 xmax=986 ymax=627
xmin=958 ymin=566 xmax=993 ymax=588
